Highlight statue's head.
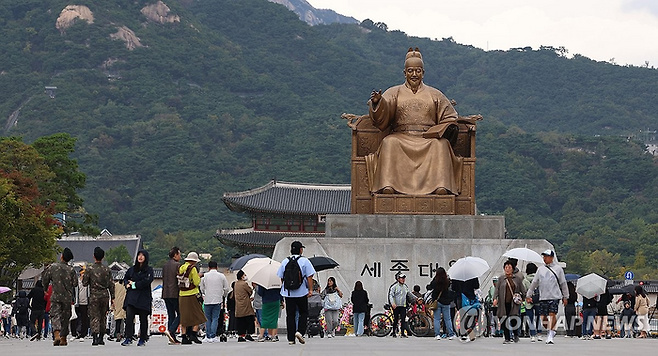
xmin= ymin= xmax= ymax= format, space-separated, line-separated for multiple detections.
xmin=404 ymin=47 xmax=424 ymax=89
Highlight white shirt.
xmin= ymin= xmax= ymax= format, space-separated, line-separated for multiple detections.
xmin=199 ymin=269 xmax=230 ymax=305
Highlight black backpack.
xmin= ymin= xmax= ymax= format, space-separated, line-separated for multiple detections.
xmin=283 ymin=256 xmax=303 ymax=294
xmin=16 ymin=298 xmax=29 ymax=315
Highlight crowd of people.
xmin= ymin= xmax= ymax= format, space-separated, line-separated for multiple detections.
xmin=1 ymin=244 xmax=655 ymax=347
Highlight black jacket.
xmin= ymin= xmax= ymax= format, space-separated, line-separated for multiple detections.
xmin=351 ymin=289 xmax=370 ymax=313
xmin=27 ymin=281 xmax=46 ymax=311
xmin=123 ymin=249 xmax=154 ymax=313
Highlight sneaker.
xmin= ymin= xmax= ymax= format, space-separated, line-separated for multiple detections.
xmin=295 ymin=332 xmax=305 ymax=344
xmin=514 ymin=335 xmax=519 ymax=343
xmin=448 ymin=335 xmax=454 ymax=340
xmin=327 ymin=333 xmax=333 ymax=338
xmin=238 ymin=336 xmax=246 ymax=342
xmin=503 ymin=339 xmax=512 ymax=344
xmin=392 ymin=333 xmax=397 ymax=338
xmin=435 ymin=335 xmax=441 ymax=340
xmin=288 ymin=341 xmax=295 ymax=345
xmin=245 ymin=334 xmax=255 ymax=341
xmin=137 ymin=339 xmax=146 ymax=346
xmin=202 ymin=337 xmax=214 ymax=343
xmin=164 ymin=330 xmax=176 ymax=344
xmin=272 ymin=335 xmax=279 ymax=342
xmin=546 ymin=337 xmax=554 ymax=344
xmin=536 ymin=335 xmax=543 ymax=341
xmin=531 ymin=336 xmax=536 ymax=342
xmin=401 ymin=334 xmax=408 ymax=338
xmin=257 ymin=336 xmax=266 ymax=342
xmin=121 ymin=338 xmax=132 ymax=346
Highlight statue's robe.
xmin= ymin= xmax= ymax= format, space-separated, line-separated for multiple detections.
xmin=366 ymin=83 xmax=463 ymax=195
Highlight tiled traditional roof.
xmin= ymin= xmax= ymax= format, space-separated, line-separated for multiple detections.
xmin=214 ymin=228 xmax=321 ymax=248
xmin=57 ymin=234 xmax=142 ymax=264
xmin=222 ymin=180 xmax=351 ymax=215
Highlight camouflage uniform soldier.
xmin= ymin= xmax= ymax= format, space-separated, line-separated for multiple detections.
xmin=42 ymin=247 xmax=78 ymax=346
xmin=82 ymin=247 xmax=115 ymax=346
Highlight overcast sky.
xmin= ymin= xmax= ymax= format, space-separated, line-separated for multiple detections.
xmin=306 ymin=0 xmax=658 ymax=68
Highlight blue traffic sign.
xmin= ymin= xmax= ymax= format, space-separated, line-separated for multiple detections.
xmin=624 ymin=271 xmax=634 ymax=280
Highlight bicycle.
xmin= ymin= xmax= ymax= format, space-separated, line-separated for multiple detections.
xmin=369 ymin=305 xmax=394 ymax=337
xmin=370 ymin=304 xmax=432 ymax=337
xmin=406 ymin=302 xmax=432 ymax=337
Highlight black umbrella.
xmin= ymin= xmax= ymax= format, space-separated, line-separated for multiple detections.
xmin=308 ymin=256 xmax=339 ymax=272
xmin=229 ymin=254 xmax=267 ymax=271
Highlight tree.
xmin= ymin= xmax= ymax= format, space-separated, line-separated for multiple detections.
xmin=32 ymin=133 xmax=99 ymax=236
xmin=105 ymin=245 xmax=133 ymax=265
xmin=0 ymin=135 xmax=97 ymax=288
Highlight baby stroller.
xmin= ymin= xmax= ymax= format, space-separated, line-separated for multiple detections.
xmin=307 ymin=292 xmax=325 ymax=338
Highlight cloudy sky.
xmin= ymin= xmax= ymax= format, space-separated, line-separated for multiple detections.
xmin=306 ymin=0 xmax=658 ymax=68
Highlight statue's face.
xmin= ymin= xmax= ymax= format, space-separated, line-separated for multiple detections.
xmin=404 ymin=65 xmax=424 ymax=87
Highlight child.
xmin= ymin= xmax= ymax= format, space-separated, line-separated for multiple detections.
xmin=620 ymin=302 xmax=634 ymax=338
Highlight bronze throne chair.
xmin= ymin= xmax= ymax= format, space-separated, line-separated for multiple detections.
xmin=343 ymin=113 xmax=480 ymax=215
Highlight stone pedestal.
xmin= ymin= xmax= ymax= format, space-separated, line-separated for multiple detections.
xmin=273 ymin=214 xmax=553 ymax=315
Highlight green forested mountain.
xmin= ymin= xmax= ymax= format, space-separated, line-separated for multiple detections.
xmin=1 ymin=0 xmax=657 ymax=274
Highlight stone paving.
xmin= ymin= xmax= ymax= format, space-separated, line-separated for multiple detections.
xmin=1 ymin=333 xmax=655 ymax=356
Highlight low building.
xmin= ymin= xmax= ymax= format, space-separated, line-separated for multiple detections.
xmin=215 ymin=180 xmax=351 ymax=254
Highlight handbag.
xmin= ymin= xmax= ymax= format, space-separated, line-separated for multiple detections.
xmin=324 ymin=291 xmax=342 ymax=310
xmin=427 ymin=290 xmax=442 ymax=310
xmin=506 ymin=279 xmax=522 ymax=305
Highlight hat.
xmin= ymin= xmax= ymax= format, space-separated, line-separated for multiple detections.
xmin=492 ymin=276 xmax=499 ymax=281
xmin=397 ymin=273 xmax=406 ymax=279
xmin=541 ymin=249 xmax=555 ymax=257
xmin=185 ymin=252 xmax=200 ymax=262
xmin=291 ymin=241 xmax=305 ymax=250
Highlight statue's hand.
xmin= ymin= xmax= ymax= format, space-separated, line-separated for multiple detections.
xmin=370 ymin=89 xmax=382 ymax=105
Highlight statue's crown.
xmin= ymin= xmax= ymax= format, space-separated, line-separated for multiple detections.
xmin=405 ymin=47 xmax=423 ymax=61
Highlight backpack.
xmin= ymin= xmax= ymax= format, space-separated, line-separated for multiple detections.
xmin=177 ymin=264 xmax=196 ymax=291
xmin=16 ymin=298 xmax=29 ymax=315
xmin=283 ymin=256 xmax=303 ymax=293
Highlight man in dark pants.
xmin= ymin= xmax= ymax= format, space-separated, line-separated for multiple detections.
xmin=162 ymin=246 xmax=181 ymax=344
xmin=277 ymin=241 xmax=316 ymax=345
xmin=82 ymin=247 xmax=114 ymax=346
xmin=42 ymin=247 xmax=78 ymax=346
xmin=28 ymin=280 xmax=46 ymax=341
xmin=388 ymin=273 xmax=417 ymax=337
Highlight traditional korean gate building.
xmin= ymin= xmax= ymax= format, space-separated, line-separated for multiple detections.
xmin=215 ymin=180 xmax=351 ymax=254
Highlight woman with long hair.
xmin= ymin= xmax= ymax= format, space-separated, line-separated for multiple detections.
xmin=321 ymin=277 xmax=343 ymax=338
xmin=121 ymin=250 xmax=154 ymax=346
xmin=350 ymin=281 xmax=369 ymax=337
xmin=634 ymin=285 xmax=650 ymax=338
xmin=429 ymin=267 xmax=455 ymax=340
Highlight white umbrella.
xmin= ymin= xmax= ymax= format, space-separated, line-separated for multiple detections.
xmin=242 ymin=258 xmax=282 ymax=289
xmin=576 ymin=273 xmax=607 ymax=299
xmin=503 ymin=247 xmax=544 ymax=264
xmin=447 ymin=256 xmax=490 ymax=281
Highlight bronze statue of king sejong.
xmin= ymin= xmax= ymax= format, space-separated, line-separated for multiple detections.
xmin=366 ymin=47 xmax=462 ymax=196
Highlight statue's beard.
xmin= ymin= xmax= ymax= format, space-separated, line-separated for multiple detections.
xmin=406 ymin=80 xmax=421 ymax=93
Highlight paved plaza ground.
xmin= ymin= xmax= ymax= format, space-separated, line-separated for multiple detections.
xmin=1 ymin=333 xmax=655 ymax=356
